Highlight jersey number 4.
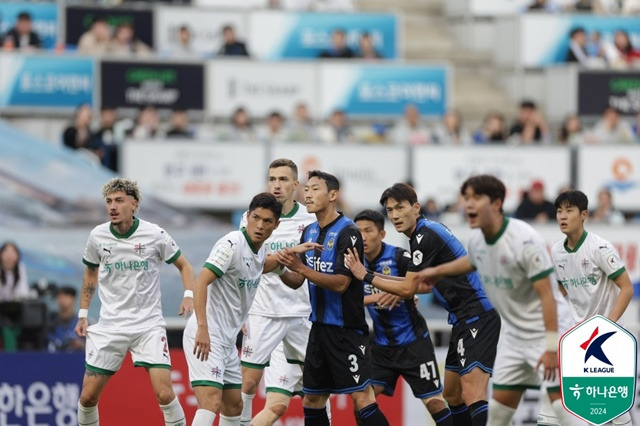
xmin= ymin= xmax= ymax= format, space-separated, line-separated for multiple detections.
xmin=420 ymin=361 xmax=437 ymax=380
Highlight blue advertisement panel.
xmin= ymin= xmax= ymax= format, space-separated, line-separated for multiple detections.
xmin=522 ymin=15 xmax=640 ymax=66
xmin=0 ymin=3 xmax=58 ymax=49
xmin=0 ymin=54 xmax=94 ymax=109
xmin=320 ymin=64 xmax=448 ymax=117
xmin=249 ymin=12 xmax=397 ymax=60
xmin=0 ymin=352 xmax=85 ymax=426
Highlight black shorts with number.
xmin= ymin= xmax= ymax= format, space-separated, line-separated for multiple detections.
xmin=371 ymin=336 xmax=443 ymax=399
xmin=302 ymin=323 xmax=372 ymax=395
xmin=445 ymin=309 xmax=501 ymax=376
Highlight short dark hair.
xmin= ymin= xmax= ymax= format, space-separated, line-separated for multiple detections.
xmin=268 ymin=111 xmax=283 ymax=120
xmin=520 ymin=100 xmax=536 ymax=109
xmin=379 ymin=183 xmax=418 ymax=207
xmin=307 ymin=170 xmax=340 ymax=192
xmin=249 ymin=192 xmax=282 ymax=219
xmin=570 ymin=27 xmax=585 ymax=38
xmin=57 ymin=286 xmax=77 ymax=297
xmin=269 ymin=158 xmax=298 ymax=179
xmin=92 ymin=16 xmax=107 ymax=25
xmin=554 ymin=189 xmax=588 ymax=212
xmin=222 ymin=25 xmax=234 ymax=33
xmin=333 ymin=28 xmax=346 ymax=35
xmin=17 ymin=12 xmax=32 ymax=21
xmin=354 ymin=209 xmax=385 ymax=231
xmin=460 ymin=175 xmax=506 ymax=211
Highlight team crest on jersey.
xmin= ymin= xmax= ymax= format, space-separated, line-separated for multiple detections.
xmin=382 ymin=265 xmax=391 ymax=275
xmin=298 ymin=224 xmax=306 ymax=233
xmin=279 ymin=375 xmax=289 ymax=385
xmin=134 ymin=243 xmax=146 ymax=255
xmin=413 ymin=251 xmax=423 ymax=265
xmin=581 ymin=258 xmax=590 ymax=271
xmin=211 ymin=367 xmax=221 ymax=378
xmin=242 ymin=345 xmax=253 ymax=357
xmin=327 ymin=238 xmax=335 ymax=250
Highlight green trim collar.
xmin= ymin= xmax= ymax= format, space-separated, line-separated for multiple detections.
xmin=110 ymin=217 xmax=140 ymax=239
xmin=485 ymin=216 xmax=509 ymax=245
xmin=564 ymin=230 xmax=588 ymax=253
xmin=241 ymin=227 xmax=258 ymax=254
xmin=280 ymin=201 xmax=300 ymax=219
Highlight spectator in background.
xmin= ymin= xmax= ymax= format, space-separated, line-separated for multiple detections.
xmin=63 ymin=104 xmax=94 ymax=151
xmin=0 ymin=242 xmax=28 ymax=302
xmin=527 ymin=0 xmax=560 ymax=11
xmin=128 ymin=105 xmax=161 ymax=140
xmin=605 ymin=30 xmax=640 ymax=68
xmin=508 ymin=100 xmax=549 ymax=144
xmin=473 ymin=112 xmax=506 ymax=143
xmin=423 ymin=198 xmax=441 ymax=221
xmin=558 ymin=114 xmax=585 ymax=145
xmin=318 ymin=28 xmax=355 ymax=58
xmin=590 ymin=106 xmax=634 ymax=144
xmin=357 ymin=32 xmax=382 ymax=59
xmin=107 ymin=23 xmax=152 ymax=57
xmin=317 ymin=109 xmax=355 ymax=143
xmin=166 ymin=109 xmax=193 ymax=139
xmin=633 ymin=111 xmax=640 ymax=140
xmin=391 ymin=104 xmax=431 ymax=145
xmin=259 ymin=111 xmax=288 ymax=143
xmin=77 ymin=16 xmax=111 ymax=54
xmin=47 ymin=286 xmax=84 ymax=353
xmin=515 ymin=180 xmax=556 ymax=223
xmin=566 ymin=27 xmax=590 ymax=65
xmin=432 ymin=109 xmax=472 ymax=145
xmin=1 ymin=12 xmax=42 ymax=50
xmin=586 ymin=31 xmax=607 ymax=61
xmin=288 ymin=102 xmax=315 ymax=142
xmin=171 ymin=25 xmax=196 ymax=58
xmin=218 ymin=107 xmax=256 ymax=142
xmin=590 ymin=188 xmax=625 ymax=225
xmin=218 ymin=25 xmax=249 ymax=57
xmin=90 ymin=105 xmax=120 ymax=171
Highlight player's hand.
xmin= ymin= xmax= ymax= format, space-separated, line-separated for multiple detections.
xmin=276 ymin=250 xmax=304 ymax=274
xmin=74 ymin=318 xmax=88 ymax=337
xmin=377 ymin=292 xmax=401 ymax=310
xmin=290 ymin=242 xmax=323 ymax=254
xmin=242 ymin=323 xmax=248 ymax=336
xmin=179 ymin=296 xmax=194 ymax=318
xmin=536 ymin=350 xmax=558 ymax=381
xmin=194 ymin=326 xmax=210 ymax=361
xmin=414 ymin=268 xmax=440 ymax=292
xmin=344 ymin=248 xmax=366 ymax=280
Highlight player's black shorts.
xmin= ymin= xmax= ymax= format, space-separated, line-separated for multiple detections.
xmin=371 ymin=336 xmax=443 ymax=399
xmin=302 ymin=323 xmax=372 ymax=395
xmin=445 ymin=309 xmax=501 ymax=376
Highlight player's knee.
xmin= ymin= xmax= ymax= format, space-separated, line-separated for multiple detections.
xmin=424 ymin=396 xmax=446 ymax=414
xmin=242 ymin=380 xmax=259 ymax=394
xmin=303 ymin=394 xmax=326 ymax=408
xmin=461 ymin=383 xmax=485 ymax=405
xmin=155 ymin=386 xmax=175 ymax=405
xmin=269 ymin=403 xmax=288 ymax=418
xmin=79 ymin=391 xmax=99 ymax=407
xmin=442 ymin=386 xmax=461 ymax=405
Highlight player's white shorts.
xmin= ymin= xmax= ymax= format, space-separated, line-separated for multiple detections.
xmin=183 ymin=333 xmax=242 ymax=389
xmin=241 ymin=315 xmax=311 ymax=368
xmin=85 ymin=324 xmax=171 ymax=375
xmin=264 ymin=342 xmax=303 ymax=397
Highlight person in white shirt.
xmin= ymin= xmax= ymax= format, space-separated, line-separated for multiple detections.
xmin=0 ymin=242 xmax=29 ymax=302
xmin=414 ymin=174 xmax=577 ymax=426
xmin=75 ymin=178 xmax=195 ymax=426
xmin=185 ymin=192 xmax=318 ymax=426
xmin=239 ymin=159 xmax=319 ymax=426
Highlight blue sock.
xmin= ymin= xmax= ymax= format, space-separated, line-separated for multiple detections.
xmin=304 ymin=406 xmax=329 ymax=426
xmin=433 ymin=408 xmax=453 ymax=425
xmin=449 ymin=403 xmax=472 ymax=426
xmin=469 ymin=400 xmax=488 ymax=426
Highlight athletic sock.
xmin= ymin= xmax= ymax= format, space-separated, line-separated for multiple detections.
xmin=77 ymin=402 xmax=99 ymax=426
xmin=449 ymin=403 xmax=472 ymax=426
xmin=487 ymin=399 xmax=515 ymax=426
xmin=613 ymin=412 xmax=632 ymax=425
xmin=219 ymin=414 xmax=241 ymax=426
xmin=432 ymin=408 xmax=454 ymax=425
xmin=359 ymin=402 xmax=389 ymax=426
xmin=192 ymin=409 xmax=216 ymax=426
xmin=469 ymin=400 xmax=488 ymax=426
xmin=303 ymin=406 xmax=330 ymax=426
xmin=240 ymin=392 xmax=255 ymax=425
xmin=550 ymin=398 xmax=583 ymax=425
xmin=159 ymin=397 xmax=186 ymax=426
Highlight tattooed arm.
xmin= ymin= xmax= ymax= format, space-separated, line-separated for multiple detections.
xmin=74 ymin=266 xmax=98 ymax=337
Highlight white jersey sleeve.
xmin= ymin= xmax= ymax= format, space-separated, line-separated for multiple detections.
xmin=520 ymin=237 xmax=554 ymax=282
xmin=83 ymin=230 xmax=101 ymax=267
xmin=592 ymin=242 xmax=626 ymax=280
xmin=156 ymin=226 xmax=181 ymax=264
xmin=204 ymin=237 xmax=237 ymax=278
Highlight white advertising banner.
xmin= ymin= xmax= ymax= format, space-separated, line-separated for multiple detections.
xmin=193 ymin=0 xmax=267 ymax=8
xmin=412 ymin=146 xmax=571 ymax=213
xmin=578 ymin=146 xmax=640 ymax=211
xmin=446 ymin=0 xmax=529 ymax=16
xmin=208 ymin=61 xmax=318 ymax=117
xmin=122 ymin=142 xmax=265 ymax=209
xmin=155 ymin=7 xmax=246 ymax=58
xmin=271 ymin=144 xmax=409 ymax=211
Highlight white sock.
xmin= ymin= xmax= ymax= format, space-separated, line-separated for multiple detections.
xmin=192 ymin=409 xmax=216 ymax=426
xmin=325 ymin=398 xmax=332 ymax=421
xmin=77 ymin=402 xmax=99 ymax=425
xmin=240 ymin=392 xmax=255 ymax=424
xmin=613 ymin=412 xmax=632 ymax=425
xmin=487 ymin=398 xmax=516 ymax=426
xmin=160 ymin=397 xmax=186 ymax=426
xmin=550 ymin=399 xmax=585 ymax=425
xmin=219 ymin=414 xmax=241 ymax=426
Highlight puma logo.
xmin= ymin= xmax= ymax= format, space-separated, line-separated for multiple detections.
xmin=103 ymin=248 xmax=111 ymax=254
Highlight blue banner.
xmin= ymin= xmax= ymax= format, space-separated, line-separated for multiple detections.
xmin=321 ymin=64 xmax=449 ymax=116
xmin=0 ymin=352 xmax=85 ymax=426
xmin=0 ymin=54 xmax=94 ymax=109
xmin=250 ymin=12 xmax=397 ymax=59
xmin=0 ymin=3 xmax=58 ymax=49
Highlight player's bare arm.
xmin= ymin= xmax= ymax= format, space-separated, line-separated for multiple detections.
xmin=533 ymin=276 xmax=559 ymax=381
xmin=345 ymin=247 xmax=418 ymax=298
xmin=173 ymin=254 xmax=195 ymax=317
xmin=74 ymin=265 xmax=98 ymax=337
xmin=193 ymin=267 xmax=216 ymax=362
xmin=262 ymin=242 xmax=323 ymax=273
xmin=414 ymin=255 xmax=475 ymax=291
xmin=277 ymin=250 xmax=351 ymax=293
xmin=609 ymin=271 xmax=633 ymax=322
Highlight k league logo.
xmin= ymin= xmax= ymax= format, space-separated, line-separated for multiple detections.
xmin=559 ymin=315 xmax=637 ymax=425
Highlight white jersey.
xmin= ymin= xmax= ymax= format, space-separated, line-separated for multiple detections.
xmin=468 ymin=217 xmax=570 ymax=341
xmin=82 ymin=218 xmax=181 ymax=332
xmin=184 ymin=229 xmax=266 ymax=347
xmin=551 ymin=230 xmax=626 ymax=324
xmin=240 ymin=202 xmax=314 ymax=317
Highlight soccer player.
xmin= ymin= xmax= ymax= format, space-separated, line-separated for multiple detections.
xmin=277 ymin=170 xmax=389 ymax=426
xmin=345 ymin=183 xmax=499 ymax=426
xmin=353 ymin=209 xmax=453 ymax=426
xmin=185 ymin=192 xmax=317 ymax=426
xmin=238 ymin=159 xmax=317 ymax=426
xmin=414 ymin=175 xmax=575 ymax=426
xmin=553 ymin=189 xmax=633 ymax=425
xmin=75 ymin=178 xmax=194 ymax=426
